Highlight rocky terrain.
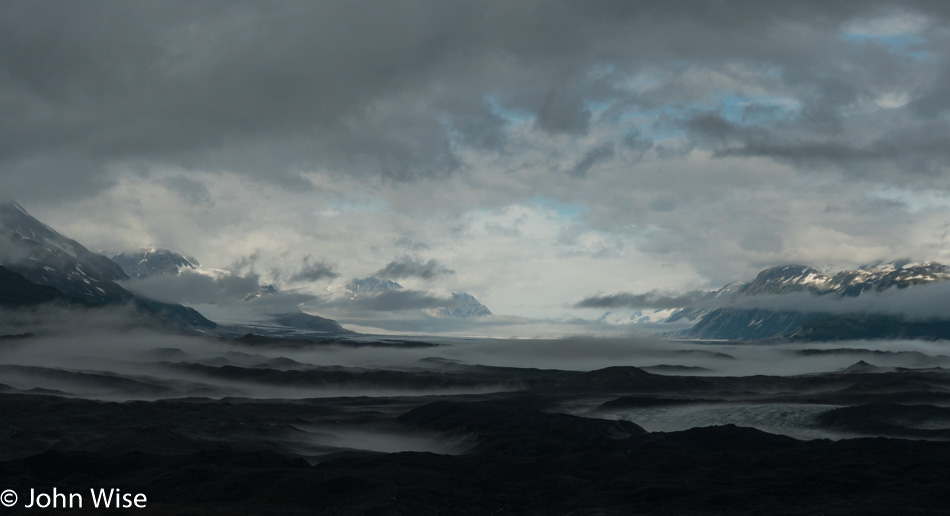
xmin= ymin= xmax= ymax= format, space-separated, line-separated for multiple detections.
xmin=2 ymin=330 xmax=950 ymax=513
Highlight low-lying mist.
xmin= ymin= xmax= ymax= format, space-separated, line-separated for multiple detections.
xmin=3 ymin=318 xmax=950 ymax=402
xmin=4 ymin=303 xmax=950 ymax=403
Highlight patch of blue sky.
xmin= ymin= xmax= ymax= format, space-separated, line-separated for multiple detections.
xmin=865 ymin=185 xmax=950 ymax=213
xmin=484 ymin=95 xmax=534 ymax=124
xmin=715 ymin=94 xmax=801 ymax=125
xmin=532 ymin=196 xmax=588 ymax=220
xmin=611 ymin=95 xmax=796 ymax=143
xmin=841 ymin=33 xmax=927 ymax=60
xmin=584 ymin=98 xmax=616 ymax=116
xmin=612 ymin=104 xmax=690 ymax=141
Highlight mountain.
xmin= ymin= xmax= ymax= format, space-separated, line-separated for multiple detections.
xmin=0 ymin=202 xmax=215 ymax=331
xmin=0 ymin=266 xmax=74 ymax=307
xmin=111 ymin=248 xmax=199 ymax=279
xmin=345 ymin=277 xmax=403 ymax=297
xmin=114 ymin=247 xmax=279 ymax=302
xmin=268 ymin=312 xmax=352 ymax=334
xmin=112 ymin=247 xmax=351 ymax=335
xmin=0 ymin=202 xmax=130 ymax=303
xmin=679 ymin=261 xmax=950 ymax=340
xmin=345 ymin=276 xmax=489 ymax=318
xmin=428 ymin=293 xmax=492 ymax=318
xmin=790 ymin=314 xmax=950 ymax=342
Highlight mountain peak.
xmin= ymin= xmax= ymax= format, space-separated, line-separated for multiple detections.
xmin=841 ymin=360 xmax=879 ymax=373
xmin=0 ymin=203 xmax=215 ymax=331
xmin=0 ymin=201 xmax=71 ymax=251
xmin=0 ymin=202 xmax=129 ymax=300
xmin=739 ymin=264 xmax=831 ymax=295
xmin=0 ymin=200 xmax=28 ymax=215
xmin=428 ymin=293 xmax=492 ymax=318
xmin=111 ymin=248 xmax=198 ymax=279
xmin=345 ymin=277 xmax=403 ymax=298
xmin=682 ymin=260 xmax=950 ymax=340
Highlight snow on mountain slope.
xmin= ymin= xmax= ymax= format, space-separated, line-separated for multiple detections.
xmin=425 ymin=293 xmax=492 ymax=318
xmin=0 ymin=202 xmax=215 ymax=330
xmin=0 ymin=202 xmax=129 ymax=303
xmin=679 ymin=261 xmax=950 ymax=340
xmin=111 ymin=248 xmax=199 ymax=279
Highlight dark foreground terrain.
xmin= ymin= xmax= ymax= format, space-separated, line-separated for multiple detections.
xmin=3 ymin=334 xmax=950 ymax=514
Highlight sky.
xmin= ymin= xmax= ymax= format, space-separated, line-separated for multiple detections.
xmin=3 ymin=1 xmax=950 ymax=334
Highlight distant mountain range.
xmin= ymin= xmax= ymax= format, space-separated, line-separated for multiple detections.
xmin=674 ymin=262 xmax=950 ymax=340
xmin=0 ymin=202 xmax=355 ymax=337
xmin=0 ymin=202 xmax=215 ymax=332
xmin=345 ymin=276 xmax=491 ymax=318
xmin=111 ymin=248 xmax=200 ymax=279
xmin=111 ymin=247 xmax=349 ymax=335
xmin=13 ymin=201 xmax=940 ymax=341
xmin=428 ymin=293 xmax=492 ymax=318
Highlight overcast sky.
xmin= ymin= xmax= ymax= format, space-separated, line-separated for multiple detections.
xmin=3 ymin=1 xmax=950 ymax=330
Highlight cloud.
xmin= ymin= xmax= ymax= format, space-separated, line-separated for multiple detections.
xmin=4 ymin=0 xmax=948 ymax=200
xmin=160 ymin=175 xmax=213 ymax=205
xmin=578 ymin=280 xmax=950 ymax=323
xmin=229 ymin=251 xmax=261 ymax=275
xmin=375 ymin=257 xmax=454 ymax=280
xmin=120 ymin=269 xmax=261 ymax=305
xmin=567 ymin=143 xmax=615 ymax=178
xmin=723 ymin=282 xmax=950 ymax=320
xmin=0 ymin=231 xmax=31 ymax=264
xmin=345 ymin=290 xmax=452 ymax=312
xmin=7 ymin=1 xmax=950 ymax=329
xmin=289 ymin=256 xmax=339 ymax=283
xmin=575 ymin=290 xmax=713 ymax=309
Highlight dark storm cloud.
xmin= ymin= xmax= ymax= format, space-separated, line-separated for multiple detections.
xmin=349 ymin=290 xmax=452 ymax=312
xmin=160 ymin=175 xmax=212 ymax=205
xmin=289 ymin=257 xmax=339 ymax=283
xmin=622 ymin=130 xmax=653 ymax=160
xmin=684 ymin=113 xmax=753 ymax=146
xmin=4 ymin=0 xmax=950 ymax=202
xmin=567 ymin=143 xmax=615 ymax=178
xmin=575 ymin=290 xmax=713 ymax=310
xmin=375 ymin=258 xmax=454 ymax=280
xmin=714 ymin=127 xmax=950 ymax=175
xmin=680 ymin=106 xmax=950 ymax=177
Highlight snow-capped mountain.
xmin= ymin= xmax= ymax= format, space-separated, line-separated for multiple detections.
xmin=113 ymin=247 xmax=277 ymax=302
xmin=679 ymin=261 xmax=950 ymax=340
xmin=736 ymin=262 xmax=950 ymax=297
xmin=110 ymin=247 xmax=349 ymax=333
xmin=599 ymin=308 xmax=678 ymax=326
xmin=0 ymin=202 xmax=215 ymax=331
xmin=426 ymin=293 xmax=492 ymax=318
xmin=0 ymin=265 xmax=72 ymax=307
xmin=345 ymin=277 xmax=404 ymax=297
xmin=0 ymin=202 xmax=130 ymax=303
xmin=345 ymin=277 xmax=491 ymax=318
xmin=111 ymin=248 xmax=199 ymax=279
xmin=111 ymin=248 xmax=236 ymax=282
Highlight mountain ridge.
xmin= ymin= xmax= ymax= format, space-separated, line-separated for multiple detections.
xmin=678 ymin=261 xmax=950 ymax=340
xmin=0 ymin=202 xmax=216 ymax=332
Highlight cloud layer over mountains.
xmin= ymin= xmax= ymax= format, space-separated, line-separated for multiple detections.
xmin=4 ymin=1 xmax=950 ymax=321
